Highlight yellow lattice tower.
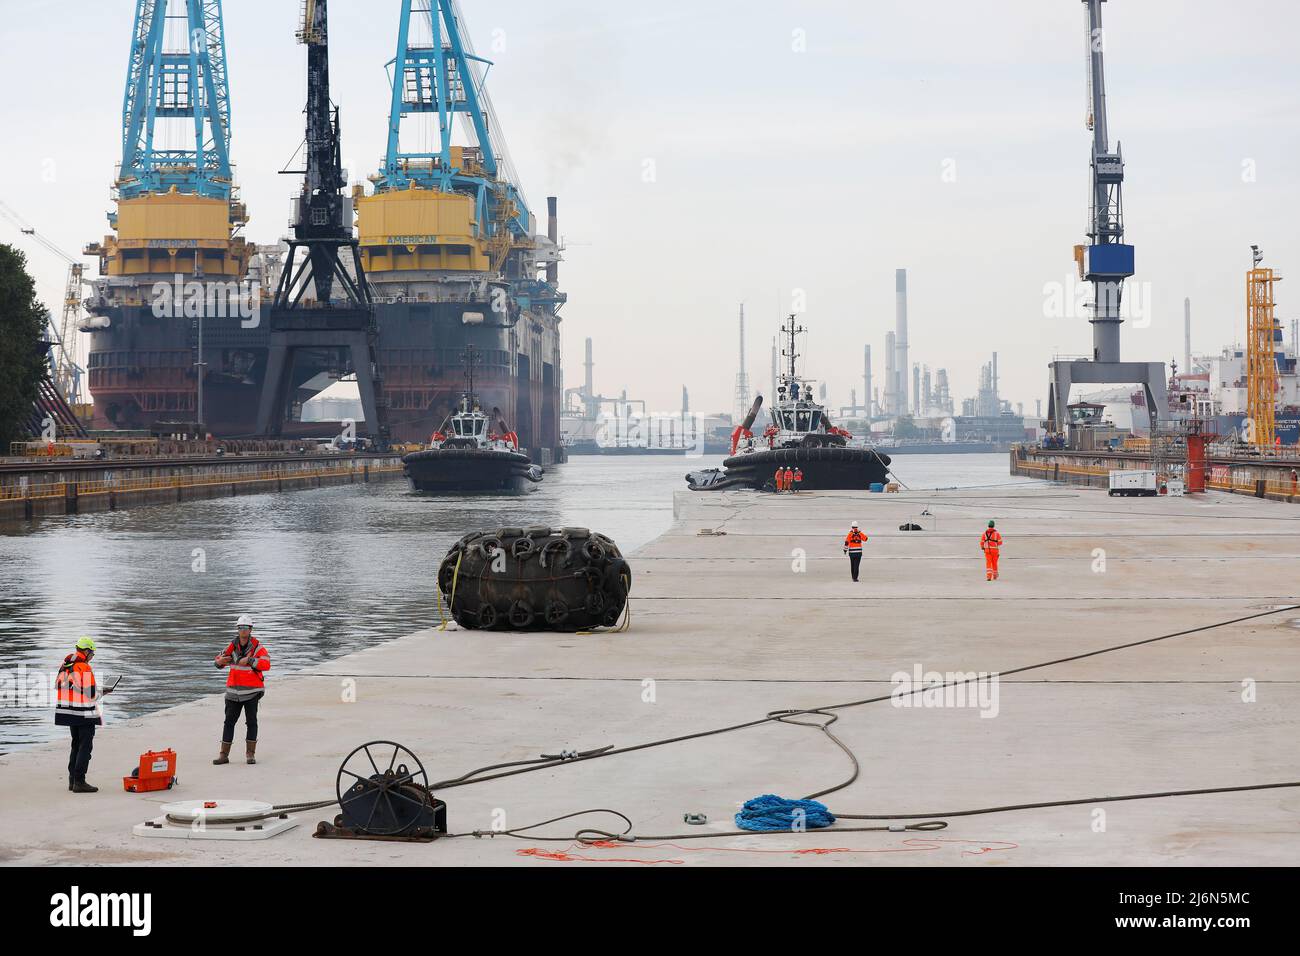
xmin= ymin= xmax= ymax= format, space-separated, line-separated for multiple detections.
xmin=1245 ymin=250 xmax=1281 ymax=448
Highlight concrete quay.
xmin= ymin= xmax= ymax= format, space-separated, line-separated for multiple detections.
xmin=1 ymin=483 xmax=1297 ymax=866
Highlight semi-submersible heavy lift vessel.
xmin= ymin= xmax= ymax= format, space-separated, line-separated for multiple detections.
xmin=81 ymin=0 xmax=566 ymax=460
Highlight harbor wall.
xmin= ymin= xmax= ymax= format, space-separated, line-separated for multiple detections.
xmin=1010 ymin=446 xmax=1300 ymax=502
xmin=0 ymin=455 xmax=405 ymax=522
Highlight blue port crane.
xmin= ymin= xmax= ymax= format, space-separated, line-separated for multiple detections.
xmin=1047 ymin=0 xmax=1164 ymax=444
xmin=375 ymin=0 xmax=531 ymax=251
xmin=1079 ymin=0 xmax=1133 ymax=365
xmin=118 ymin=0 xmax=232 ymax=199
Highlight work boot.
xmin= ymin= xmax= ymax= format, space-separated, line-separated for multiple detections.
xmin=245 ymin=740 xmax=257 ymax=765
xmin=213 ymin=741 xmax=231 ymax=765
xmin=70 ymin=779 xmax=98 ymax=793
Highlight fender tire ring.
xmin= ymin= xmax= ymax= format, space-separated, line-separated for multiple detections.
xmin=582 ymin=540 xmax=606 ymax=564
xmin=476 ymin=537 xmax=502 ymax=560
xmin=544 ymin=600 xmax=569 ymax=625
xmin=601 ymin=604 xmax=622 ymax=628
xmin=512 ymin=537 xmax=535 ymax=559
xmin=477 ymin=603 xmax=499 ymax=630
xmin=509 ymin=601 xmax=534 ymax=628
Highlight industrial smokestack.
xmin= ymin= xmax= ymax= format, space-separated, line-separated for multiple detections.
xmin=884 ymin=331 xmax=896 ymax=416
xmin=912 ymin=365 xmax=920 ymax=417
xmin=864 ymin=344 xmax=872 ymax=419
xmin=1183 ymin=297 xmax=1191 ymax=374
xmin=992 ymin=352 xmax=999 ymax=402
xmin=771 ymin=338 xmax=778 ymax=405
xmin=682 ymin=385 xmax=689 ymax=414
xmin=583 ymin=337 xmax=594 ymax=414
xmin=883 ymin=332 xmax=894 ymax=416
xmin=895 ymin=269 xmax=909 ymax=415
xmin=546 ymin=196 xmax=558 ymax=286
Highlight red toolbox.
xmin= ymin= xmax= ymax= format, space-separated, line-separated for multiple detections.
xmin=123 ymin=749 xmax=177 ymax=792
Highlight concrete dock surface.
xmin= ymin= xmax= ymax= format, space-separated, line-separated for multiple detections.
xmin=3 ymin=483 xmax=1298 ymax=866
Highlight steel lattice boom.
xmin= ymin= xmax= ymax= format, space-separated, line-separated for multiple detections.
xmin=119 ymin=0 xmax=233 ymax=199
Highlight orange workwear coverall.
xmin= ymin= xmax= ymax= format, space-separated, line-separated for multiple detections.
xmin=980 ymin=527 xmax=1003 ymax=580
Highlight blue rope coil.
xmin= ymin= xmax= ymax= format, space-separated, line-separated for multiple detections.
xmin=734 ymin=794 xmax=836 ymax=832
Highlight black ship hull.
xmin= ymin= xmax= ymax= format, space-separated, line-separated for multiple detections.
xmin=687 ymin=445 xmax=892 ymax=491
xmin=403 ymin=447 xmax=543 ymax=493
xmin=87 ymin=301 xmax=564 ymax=456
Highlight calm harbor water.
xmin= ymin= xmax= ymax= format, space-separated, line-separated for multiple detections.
xmin=0 ymin=452 xmax=1019 ymax=749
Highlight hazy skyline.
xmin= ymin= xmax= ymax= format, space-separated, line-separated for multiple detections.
xmin=1 ymin=0 xmax=1297 ymax=417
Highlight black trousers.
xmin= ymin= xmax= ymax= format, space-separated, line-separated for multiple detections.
xmin=222 ymin=695 xmax=261 ymax=743
xmin=848 ymin=551 xmax=862 ymax=581
xmin=67 ymin=724 xmax=96 ymax=780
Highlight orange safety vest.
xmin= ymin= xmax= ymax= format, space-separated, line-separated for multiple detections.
xmin=794 ymin=470 xmax=803 ymax=484
xmin=981 ymin=529 xmax=1003 ymax=552
xmin=844 ymin=528 xmax=868 ymax=551
xmin=774 ymin=468 xmax=785 ymax=490
xmin=55 ymin=651 xmax=101 ymax=726
xmin=220 ymin=636 xmax=270 ymax=701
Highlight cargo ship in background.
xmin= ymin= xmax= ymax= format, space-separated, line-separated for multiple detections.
xmin=81 ymin=0 xmax=565 ymax=462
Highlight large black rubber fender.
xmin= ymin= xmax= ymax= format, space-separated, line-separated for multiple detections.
xmin=439 ymin=526 xmax=630 ymax=632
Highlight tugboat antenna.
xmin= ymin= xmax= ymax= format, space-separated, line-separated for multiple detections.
xmin=780 ymin=313 xmax=805 ymax=382
xmin=460 ymin=344 xmax=480 ymax=400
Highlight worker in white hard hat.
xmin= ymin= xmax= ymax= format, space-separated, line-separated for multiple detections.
xmin=213 ymin=614 xmax=271 ymax=765
xmin=843 ymin=521 xmax=868 ymax=582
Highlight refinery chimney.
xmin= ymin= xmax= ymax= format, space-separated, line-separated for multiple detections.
xmin=895 ymin=269 xmax=909 ymax=415
xmin=583 ymin=337 xmax=594 ymax=415
xmin=864 ymin=344 xmax=872 ymax=419
xmin=546 ymin=196 xmax=558 ymax=286
xmin=884 ymin=331 xmax=896 ymax=416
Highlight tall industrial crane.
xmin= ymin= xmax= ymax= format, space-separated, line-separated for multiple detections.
xmin=1047 ymin=0 xmax=1165 ymax=445
xmin=0 ymin=201 xmax=89 ymax=404
xmin=1245 ymin=245 xmax=1282 ymax=448
xmin=257 ymin=0 xmax=388 ymax=442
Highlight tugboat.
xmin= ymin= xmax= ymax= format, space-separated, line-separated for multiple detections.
xmin=686 ymin=315 xmax=892 ymax=491
xmin=403 ymin=348 xmax=544 ymax=493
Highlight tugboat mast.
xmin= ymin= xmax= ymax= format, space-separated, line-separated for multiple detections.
xmin=780 ymin=314 xmax=805 ymax=382
xmin=460 ymin=345 xmax=481 ymax=405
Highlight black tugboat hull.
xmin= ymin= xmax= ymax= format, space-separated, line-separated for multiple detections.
xmin=686 ymin=445 xmax=892 ymax=491
xmin=403 ymin=448 xmax=543 ymax=493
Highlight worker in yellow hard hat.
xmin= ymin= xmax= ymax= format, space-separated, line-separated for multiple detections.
xmin=55 ymin=637 xmax=114 ymax=793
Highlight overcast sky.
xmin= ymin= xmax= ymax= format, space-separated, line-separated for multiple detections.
xmin=2 ymin=0 xmax=1297 ymax=416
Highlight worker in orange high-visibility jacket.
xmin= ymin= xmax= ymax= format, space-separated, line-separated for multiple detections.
xmin=784 ymin=467 xmax=795 ymax=493
xmin=980 ymin=520 xmax=1003 ymax=581
xmin=843 ymin=521 xmax=868 ymax=581
xmin=773 ymin=467 xmax=785 ymax=492
xmin=213 ymin=614 xmax=270 ymax=765
xmin=55 ymin=636 xmax=114 ymax=793
xmin=793 ymin=467 xmax=804 ymax=492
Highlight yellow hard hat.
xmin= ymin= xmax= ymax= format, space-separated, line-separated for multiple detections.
xmin=75 ymin=636 xmax=97 ymax=651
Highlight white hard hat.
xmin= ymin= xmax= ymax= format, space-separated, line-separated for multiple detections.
xmin=236 ymin=614 xmax=253 ymax=628
xmin=851 ymin=521 xmax=859 ymax=528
